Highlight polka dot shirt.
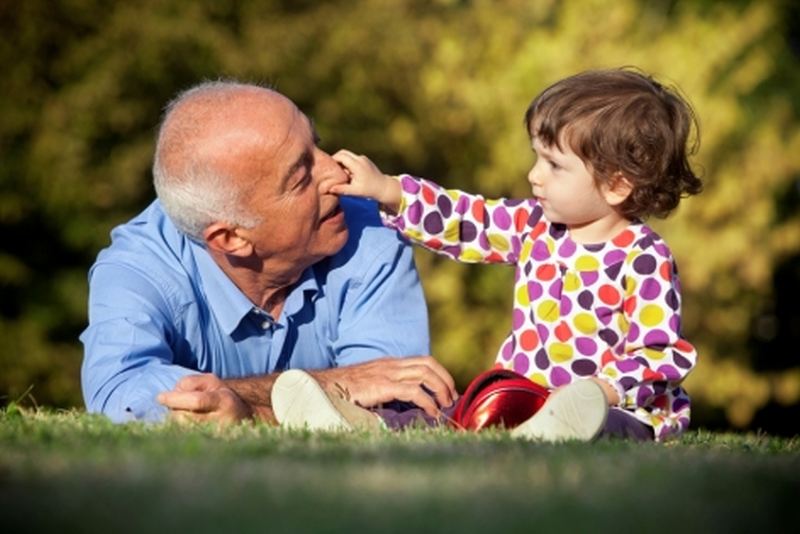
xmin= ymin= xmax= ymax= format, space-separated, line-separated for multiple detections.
xmin=381 ymin=175 xmax=697 ymax=440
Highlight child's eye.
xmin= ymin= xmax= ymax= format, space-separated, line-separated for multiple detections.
xmin=548 ymin=160 xmax=560 ymax=170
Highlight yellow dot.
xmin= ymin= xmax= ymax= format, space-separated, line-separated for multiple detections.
xmin=406 ymin=229 xmax=423 ymax=241
xmin=446 ymin=190 xmax=460 ymax=201
xmin=459 ymin=248 xmax=484 ymax=262
xmin=617 ymin=314 xmax=630 ymax=333
xmin=625 ymin=276 xmax=637 ymax=296
xmin=564 ymin=272 xmax=581 ymax=292
xmin=536 ymin=300 xmax=560 ymax=322
xmin=486 ymin=198 xmax=500 ymax=206
xmin=444 ymin=221 xmax=460 ymax=243
xmin=530 ymin=373 xmax=549 ymax=387
xmin=550 ymin=343 xmax=573 ymax=362
xmin=516 ymin=284 xmax=531 ymax=307
xmin=639 ymin=305 xmax=664 ymax=327
xmin=574 ymin=313 xmax=598 ymax=335
xmin=575 ymin=255 xmax=600 ymax=271
xmin=519 ymin=240 xmax=533 ymax=263
xmin=545 ymin=237 xmax=555 ymax=254
xmin=488 ymin=234 xmax=510 ymax=251
xmin=626 ymin=250 xmax=641 ymax=264
xmin=643 ymin=348 xmax=666 ymax=360
xmin=602 ymin=368 xmax=618 ymax=378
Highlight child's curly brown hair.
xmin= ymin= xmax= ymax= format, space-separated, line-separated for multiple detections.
xmin=525 ymin=68 xmax=703 ymax=220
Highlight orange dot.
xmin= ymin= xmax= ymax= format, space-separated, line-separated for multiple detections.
xmin=613 ymin=229 xmax=635 ymax=247
xmin=514 ymin=208 xmax=530 ymax=232
xmin=471 ymin=200 xmax=485 ymax=223
xmin=530 ymin=221 xmax=546 ymax=240
xmin=598 ymin=284 xmax=621 ymax=306
xmin=624 ymin=296 xmax=637 ymax=316
xmin=486 ymin=251 xmax=504 ymax=263
xmin=675 ymin=339 xmax=694 ymax=353
xmin=425 ymin=238 xmax=442 ymax=249
xmin=536 ymin=264 xmax=557 ymax=281
xmin=422 ymin=185 xmax=436 ymax=204
xmin=519 ymin=329 xmax=540 ymax=351
xmin=659 ymin=260 xmax=672 ymax=282
xmin=601 ymin=349 xmax=615 ymax=367
xmin=555 ymin=321 xmax=572 ymax=342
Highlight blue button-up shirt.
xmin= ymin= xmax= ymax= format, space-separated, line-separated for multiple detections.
xmin=80 ymin=197 xmax=430 ymax=422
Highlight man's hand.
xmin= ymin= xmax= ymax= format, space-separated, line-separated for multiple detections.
xmin=157 ymin=373 xmax=254 ymax=425
xmin=312 ymin=356 xmax=458 ymax=417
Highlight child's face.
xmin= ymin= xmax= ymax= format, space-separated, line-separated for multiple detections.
xmin=527 ymin=135 xmax=618 ymax=228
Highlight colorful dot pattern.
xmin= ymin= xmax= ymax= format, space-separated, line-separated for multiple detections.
xmin=382 ymin=175 xmax=698 ymax=440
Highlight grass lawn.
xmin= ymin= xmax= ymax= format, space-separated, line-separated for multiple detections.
xmin=1 ymin=408 xmax=798 ymax=533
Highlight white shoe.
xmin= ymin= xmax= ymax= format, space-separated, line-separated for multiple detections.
xmin=511 ymin=379 xmax=608 ymax=442
xmin=271 ymin=369 xmax=382 ymax=431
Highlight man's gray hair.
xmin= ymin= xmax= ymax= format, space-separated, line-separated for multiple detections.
xmin=152 ymin=80 xmax=264 ymax=241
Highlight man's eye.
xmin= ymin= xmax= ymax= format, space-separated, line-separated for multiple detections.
xmin=295 ymin=173 xmax=312 ymax=191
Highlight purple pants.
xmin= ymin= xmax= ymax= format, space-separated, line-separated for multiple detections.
xmin=372 ymin=402 xmax=654 ymax=441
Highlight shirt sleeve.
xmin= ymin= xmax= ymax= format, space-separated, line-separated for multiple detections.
xmin=598 ymin=250 xmax=696 ymax=438
xmin=381 ymin=174 xmax=541 ymax=265
xmin=80 ymin=261 xmax=199 ymax=423
xmin=331 ymin=222 xmax=431 ymax=367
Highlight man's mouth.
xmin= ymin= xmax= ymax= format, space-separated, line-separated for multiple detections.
xmin=320 ymin=204 xmax=343 ymax=224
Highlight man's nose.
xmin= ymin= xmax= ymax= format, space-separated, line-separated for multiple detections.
xmin=316 ymin=150 xmax=349 ymax=194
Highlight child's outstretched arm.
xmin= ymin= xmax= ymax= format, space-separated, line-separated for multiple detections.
xmin=331 ymin=150 xmax=402 ymax=213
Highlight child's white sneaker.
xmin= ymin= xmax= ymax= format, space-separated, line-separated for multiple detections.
xmin=510 ymin=379 xmax=608 ymax=442
xmin=271 ymin=369 xmax=382 ymax=431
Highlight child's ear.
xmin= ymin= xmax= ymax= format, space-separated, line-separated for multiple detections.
xmin=602 ymin=172 xmax=634 ymax=207
xmin=203 ymin=222 xmax=254 ymax=257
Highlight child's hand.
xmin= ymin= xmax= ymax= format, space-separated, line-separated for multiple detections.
xmin=331 ymin=149 xmax=402 ymax=212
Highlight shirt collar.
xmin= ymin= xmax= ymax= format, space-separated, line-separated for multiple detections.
xmin=191 ymin=240 xmax=321 ymax=335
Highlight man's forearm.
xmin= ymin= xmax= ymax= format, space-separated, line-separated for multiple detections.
xmin=223 ymin=374 xmax=279 ymax=424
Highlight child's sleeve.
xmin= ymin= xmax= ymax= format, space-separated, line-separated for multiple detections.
xmin=380 ymin=174 xmax=542 ymax=265
xmin=598 ymin=249 xmax=697 ymax=439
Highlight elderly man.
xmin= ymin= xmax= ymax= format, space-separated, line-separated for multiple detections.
xmin=80 ymin=81 xmax=456 ymax=424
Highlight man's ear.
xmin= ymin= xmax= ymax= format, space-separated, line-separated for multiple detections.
xmin=603 ymin=172 xmax=634 ymax=207
xmin=203 ymin=222 xmax=253 ymax=257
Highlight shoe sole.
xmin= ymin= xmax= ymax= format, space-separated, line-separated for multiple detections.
xmin=271 ymin=369 xmax=380 ymax=432
xmin=510 ymin=379 xmax=608 ymax=442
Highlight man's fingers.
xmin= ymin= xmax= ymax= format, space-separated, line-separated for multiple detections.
xmin=393 ymin=364 xmax=455 ymax=408
xmin=157 ymin=390 xmax=218 ymax=413
xmin=174 ymin=373 xmax=221 ymax=392
xmin=394 ymin=383 xmax=441 ymax=418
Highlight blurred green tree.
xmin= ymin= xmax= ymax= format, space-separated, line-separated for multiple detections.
xmin=1 ymin=0 xmax=798 ymax=432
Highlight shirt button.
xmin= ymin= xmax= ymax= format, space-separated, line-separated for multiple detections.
xmin=261 ymin=320 xmax=271 ymax=330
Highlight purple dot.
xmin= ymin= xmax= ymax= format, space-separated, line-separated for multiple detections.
xmin=584 ymin=243 xmax=605 ymax=253
xmin=549 ymin=224 xmax=566 ymax=239
xmin=530 ymin=205 xmax=544 ymax=223
xmin=511 ymin=236 xmax=522 ymax=258
xmin=596 ymin=307 xmax=613 ymax=325
xmin=401 ymin=177 xmax=421 ymax=193
xmin=560 ymin=295 xmax=573 ymax=315
xmin=577 ymin=290 xmax=594 ymax=310
xmin=657 ymin=364 xmax=680 ymax=380
xmin=669 ymin=314 xmax=680 ymax=334
xmin=580 ymin=271 xmax=599 ymax=286
xmin=535 ymin=348 xmax=550 ymax=370
xmin=528 ymin=281 xmax=543 ymax=300
xmin=575 ymin=337 xmax=597 ymax=356
xmin=533 ymin=240 xmax=551 ymax=260
xmin=665 ymin=289 xmax=679 ymax=310
xmin=437 ymin=195 xmax=452 ymax=218
xmin=455 ymin=196 xmax=470 ymax=215
xmin=423 ymin=212 xmax=443 ymax=234
xmin=637 ymin=385 xmax=654 ymax=406
xmin=442 ymin=245 xmax=461 ymax=258
xmin=673 ymin=396 xmax=690 ymax=412
xmin=571 ymin=359 xmax=598 ymax=376
xmin=550 ymin=367 xmax=572 ymax=387
xmin=460 ymin=221 xmax=477 ymax=242
xmin=558 ymin=239 xmax=577 ymax=258
xmin=653 ymin=382 xmax=666 ymax=395
xmin=627 ymin=322 xmax=640 ymax=342
xmin=512 ymin=309 xmax=525 ymax=329
xmin=633 ymin=254 xmax=656 ymax=275
xmin=603 ymin=249 xmax=626 ymax=266
xmin=407 ymin=201 xmax=423 ymax=224
xmin=654 ymin=243 xmax=670 ymax=257
xmin=479 ymin=232 xmax=490 ymax=250
xmin=598 ymin=328 xmax=619 ymax=347
xmin=617 ymin=358 xmax=640 ymax=372
xmin=673 ymin=352 xmax=693 ymax=369
xmin=513 ymin=353 xmax=530 ymax=375
xmin=639 ymin=278 xmax=661 ymax=300
xmin=536 ymin=323 xmax=550 ymax=344
xmin=619 ymin=377 xmax=637 ymax=390
xmin=492 ymin=207 xmax=512 ymax=230
xmin=548 ymin=279 xmax=563 ymax=299
xmin=644 ymin=329 xmax=670 ymax=347
xmin=501 ymin=339 xmax=514 ymax=360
